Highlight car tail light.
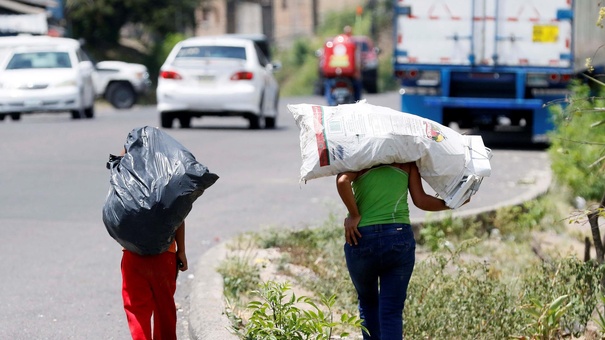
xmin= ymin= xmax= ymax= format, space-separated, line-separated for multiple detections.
xmin=160 ymin=70 xmax=182 ymax=80
xmin=230 ymin=71 xmax=254 ymax=80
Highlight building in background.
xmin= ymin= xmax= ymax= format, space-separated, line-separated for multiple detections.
xmin=0 ymin=0 xmax=58 ymax=36
xmin=194 ymin=0 xmax=366 ymax=47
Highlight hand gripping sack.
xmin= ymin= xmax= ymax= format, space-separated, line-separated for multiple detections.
xmin=102 ymin=126 xmax=219 ymax=255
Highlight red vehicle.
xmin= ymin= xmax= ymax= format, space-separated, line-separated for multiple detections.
xmin=315 ymin=35 xmax=380 ymax=95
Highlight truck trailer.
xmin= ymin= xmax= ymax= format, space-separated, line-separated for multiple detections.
xmin=393 ymin=0 xmax=605 ymax=143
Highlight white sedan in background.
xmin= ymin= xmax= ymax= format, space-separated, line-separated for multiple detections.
xmin=157 ymin=36 xmax=280 ymax=129
xmin=0 ymin=39 xmax=96 ymax=121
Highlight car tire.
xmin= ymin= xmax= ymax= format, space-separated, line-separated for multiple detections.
xmin=84 ymin=106 xmax=94 ymax=119
xmin=0 ymin=114 xmax=5 ymax=121
xmin=265 ymin=116 xmax=276 ymax=129
xmin=249 ymin=96 xmax=265 ymax=130
xmin=248 ymin=114 xmax=261 ymax=129
xmin=264 ymin=94 xmax=279 ymax=129
xmin=71 ymin=110 xmax=84 ymax=119
xmin=106 ymin=82 xmax=137 ymax=109
xmin=160 ymin=112 xmax=174 ymax=128
xmin=10 ymin=113 xmax=21 ymax=121
xmin=178 ymin=114 xmax=191 ymax=128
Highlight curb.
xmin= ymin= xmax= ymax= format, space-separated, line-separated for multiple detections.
xmin=189 ymin=169 xmax=553 ymax=340
xmin=188 ymin=242 xmax=238 ymax=340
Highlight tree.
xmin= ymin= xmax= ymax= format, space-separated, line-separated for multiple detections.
xmin=64 ymin=0 xmax=201 ymax=46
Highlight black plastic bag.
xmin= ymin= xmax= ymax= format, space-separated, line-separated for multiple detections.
xmin=102 ymin=126 xmax=219 ymax=255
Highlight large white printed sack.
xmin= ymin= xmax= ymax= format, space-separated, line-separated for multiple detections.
xmin=288 ymin=101 xmax=491 ymax=208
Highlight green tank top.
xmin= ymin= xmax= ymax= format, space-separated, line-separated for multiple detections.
xmin=352 ymin=165 xmax=410 ymax=227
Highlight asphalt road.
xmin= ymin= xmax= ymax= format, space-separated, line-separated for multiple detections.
xmin=0 ymin=92 xmax=551 ymax=339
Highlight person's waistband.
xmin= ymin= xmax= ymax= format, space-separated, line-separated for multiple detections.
xmin=357 ymin=223 xmax=411 ymax=235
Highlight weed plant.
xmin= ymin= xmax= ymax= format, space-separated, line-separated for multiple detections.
xmin=233 ymin=281 xmax=365 ymax=340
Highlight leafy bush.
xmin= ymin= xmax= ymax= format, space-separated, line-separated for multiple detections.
xmin=548 ymin=81 xmax=605 ymax=201
xmin=493 ymin=195 xmax=564 ymax=238
xmin=418 ymin=212 xmax=484 ymax=251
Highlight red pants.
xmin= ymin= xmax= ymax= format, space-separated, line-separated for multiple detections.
xmin=121 ymin=250 xmax=178 ymax=340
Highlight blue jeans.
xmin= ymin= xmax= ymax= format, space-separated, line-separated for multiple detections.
xmin=344 ymin=223 xmax=416 ymax=340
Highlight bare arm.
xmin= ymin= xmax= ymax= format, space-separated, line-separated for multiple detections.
xmin=336 ymin=172 xmax=362 ymax=245
xmin=175 ymin=221 xmax=188 ymax=271
xmin=404 ymin=162 xmax=453 ymax=212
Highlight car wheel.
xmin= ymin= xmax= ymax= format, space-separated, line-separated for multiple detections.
xmin=178 ymin=114 xmax=191 ymax=128
xmin=249 ymin=96 xmax=264 ymax=130
xmin=84 ymin=106 xmax=94 ymax=119
xmin=265 ymin=116 xmax=276 ymax=129
xmin=248 ymin=114 xmax=261 ymax=129
xmin=160 ymin=112 xmax=174 ymax=128
xmin=0 ymin=114 xmax=5 ymax=121
xmin=264 ymin=94 xmax=279 ymax=129
xmin=10 ymin=113 xmax=21 ymax=121
xmin=106 ymin=82 xmax=137 ymax=109
xmin=71 ymin=110 xmax=84 ymax=119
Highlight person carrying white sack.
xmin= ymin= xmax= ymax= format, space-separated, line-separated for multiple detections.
xmin=336 ymin=162 xmax=470 ymax=340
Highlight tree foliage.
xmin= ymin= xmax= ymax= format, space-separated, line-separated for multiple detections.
xmin=547 ymin=81 xmax=605 ymax=201
xmin=64 ymin=0 xmax=201 ymax=46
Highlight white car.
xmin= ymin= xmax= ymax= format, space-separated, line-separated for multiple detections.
xmin=0 ymin=37 xmax=96 ymax=120
xmin=157 ymin=36 xmax=280 ymax=129
xmin=95 ymin=60 xmax=151 ymax=109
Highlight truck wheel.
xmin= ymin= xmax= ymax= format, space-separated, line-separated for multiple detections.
xmin=0 ymin=114 xmax=5 ymax=121
xmin=365 ymin=80 xmax=378 ymax=94
xmin=363 ymin=69 xmax=378 ymax=94
xmin=160 ymin=112 xmax=174 ymax=128
xmin=10 ymin=113 xmax=21 ymax=121
xmin=106 ymin=82 xmax=137 ymax=109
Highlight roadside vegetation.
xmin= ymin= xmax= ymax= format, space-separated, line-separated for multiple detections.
xmin=218 ymin=183 xmax=605 ymax=339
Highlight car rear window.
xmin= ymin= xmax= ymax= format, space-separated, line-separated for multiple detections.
xmin=176 ymin=46 xmax=247 ymax=60
xmin=6 ymin=52 xmax=72 ymax=70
